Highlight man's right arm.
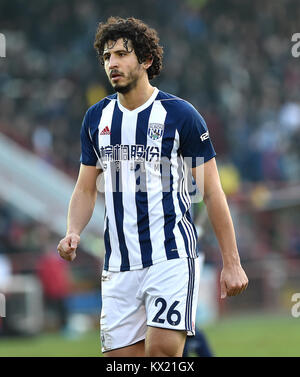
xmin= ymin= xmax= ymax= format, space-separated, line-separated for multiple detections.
xmin=57 ymin=164 xmax=102 ymax=261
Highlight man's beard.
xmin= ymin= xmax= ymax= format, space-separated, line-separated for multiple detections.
xmin=111 ymin=71 xmax=139 ymax=94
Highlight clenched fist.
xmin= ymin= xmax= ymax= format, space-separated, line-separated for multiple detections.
xmin=57 ymin=233 xmax=80 ymax=262
xmin=220 ymin=264 xmax=248 ymax=299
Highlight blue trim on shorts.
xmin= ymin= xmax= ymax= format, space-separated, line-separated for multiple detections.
xmin=185 ymin=258 xmax=195 ymax=332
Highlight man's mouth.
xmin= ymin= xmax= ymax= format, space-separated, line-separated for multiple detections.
xmin=110 ymin=72 xmax=123 ymax=81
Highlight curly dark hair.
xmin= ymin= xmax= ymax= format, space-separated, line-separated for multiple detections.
xmin=94 ymin=17 xmax=163 ymax=80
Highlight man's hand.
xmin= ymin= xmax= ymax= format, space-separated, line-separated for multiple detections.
xmin=220 ymin=264 xmax=248 ymax=299
xmin=57 ymin=233 xmax=80 ymax=262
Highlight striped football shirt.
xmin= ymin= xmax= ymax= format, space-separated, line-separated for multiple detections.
xmin=80 ymin=87 xmax=216 ymax=271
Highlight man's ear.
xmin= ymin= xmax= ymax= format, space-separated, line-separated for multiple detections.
xmin=142 ymin=57 xmax=153 ymax=70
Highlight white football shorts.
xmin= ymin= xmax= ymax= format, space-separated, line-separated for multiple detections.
xmin=100 ymin=257 xmax=200 ymax=353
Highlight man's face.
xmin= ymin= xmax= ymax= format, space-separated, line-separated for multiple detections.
xmin=103 ymin=38 xmax=144 ymax=94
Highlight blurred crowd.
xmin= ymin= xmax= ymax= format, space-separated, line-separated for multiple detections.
xmin=0 ymin=200 xmax=56 ymax=256
xmin=0 ymin=1 xmax=300 ymax=262
xmin=0 ymin=0 xmax=299 ymax=182
xmin=0 ymin=199 xmax=100 ymax=335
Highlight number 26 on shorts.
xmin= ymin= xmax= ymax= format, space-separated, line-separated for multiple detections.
xmin=152 ymin=297 xmax=181 ymax=326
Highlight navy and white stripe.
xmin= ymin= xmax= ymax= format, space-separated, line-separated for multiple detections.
xmin=136 ymin=106 xmax=154 ymax=268
xmin=185 ymin=258 xmax=195 ymax=333
xmin=80 ymin=88 xmax=216 ymax=271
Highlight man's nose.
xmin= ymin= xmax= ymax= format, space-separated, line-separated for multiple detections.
xmin=108 ymin=55 xmax=118 ymax=69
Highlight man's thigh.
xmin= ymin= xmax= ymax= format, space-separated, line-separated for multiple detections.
xmin=145 ymin=327 xmax=187 ymax=357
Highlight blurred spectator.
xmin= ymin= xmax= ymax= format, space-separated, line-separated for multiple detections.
xmin=32 ymin=125 xmax=53 ymax=163
xmin=0 ymin=253 xmax=11 ymax=288
xmin=0 ymin=253 xmax=12 ymax=335
xmin=36 ymin=248 xmax=73 ymax=331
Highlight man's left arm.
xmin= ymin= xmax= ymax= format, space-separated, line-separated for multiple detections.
xmin=192 ymin=158 xmax=248 ymax=298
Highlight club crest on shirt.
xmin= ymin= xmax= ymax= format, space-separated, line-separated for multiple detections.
xmin=147 ymin=123 xmax=164 ymax=140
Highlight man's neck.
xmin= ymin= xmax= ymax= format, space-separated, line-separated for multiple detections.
xmin=118 ymin=80 xmax=155 ymax=111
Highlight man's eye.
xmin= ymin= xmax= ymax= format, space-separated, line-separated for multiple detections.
xmin=104 ymin=55 xmax=110 ymax=61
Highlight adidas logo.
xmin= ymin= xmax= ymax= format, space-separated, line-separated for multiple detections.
xmin=100 ymin=126 xmax=111 ymax=135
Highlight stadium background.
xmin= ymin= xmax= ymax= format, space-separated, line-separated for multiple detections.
xmin=0 ymin=0 xmax=300 ymax=357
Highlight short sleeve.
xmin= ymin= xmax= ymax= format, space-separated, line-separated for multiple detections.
xmin=179 ymin=104 xmax=216 ymax=167
xmin=80 ymin=110 xmax=98 ymax=166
